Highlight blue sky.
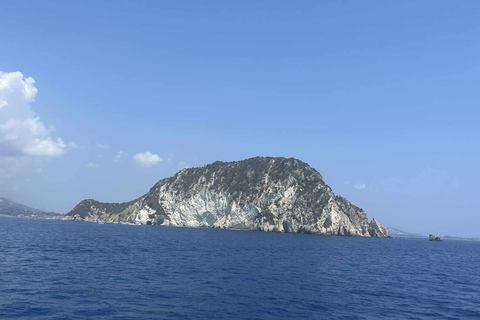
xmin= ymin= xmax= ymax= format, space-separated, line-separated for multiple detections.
xmin=1 ymin=1 xmax=479 ymax=237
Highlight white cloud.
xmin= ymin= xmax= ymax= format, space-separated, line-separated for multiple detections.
xmin=133 ymin=151 xmax=162 ymax=167
xmin=345 ymin=181 xmax=366 ymax=190
xmin=86 ymin=162 xmax=98 ymax=168
xmin=67 ymin=141 xmax=80 ymax=149
xmin=353 ymin=183 xmax=366 ymax=190
xmin=95 ymin=143 xmax=109 ymax=149
xmin=113 ymin=151 xmax=125 ymax=163
xmin=178 ymin=161 xmax=190 ymax=170
xmin=0 ymin=71 xmax=67 ymax=157
xmin=0 ymin=156 xmax=47 ymax=187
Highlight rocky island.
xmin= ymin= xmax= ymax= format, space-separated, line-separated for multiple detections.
xmin=429 ymin=234 xmax=443 ymax=242
xmin=65 ymin=157 xmax=388 ymax=237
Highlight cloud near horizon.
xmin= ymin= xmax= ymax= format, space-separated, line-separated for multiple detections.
xmin=133 ymin=151 xmax=162 ymax=167
xmin=113 ymin=151 xmax=125 ymax=163
xmin=352 ymin=183 xmax=366 ymax=190
xmin=95 ymin=143 xmax=109 ymax=149
xmin=0 ymin=71 xmax=67 ymax=157
xmin=345 ymin=181 xmax=367 ymax=190
xmin=178 ymin=161 xmax=190 ymax=170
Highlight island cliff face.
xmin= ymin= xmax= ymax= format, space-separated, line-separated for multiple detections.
xmin=65 ymin=157 xmax=388 ymax=237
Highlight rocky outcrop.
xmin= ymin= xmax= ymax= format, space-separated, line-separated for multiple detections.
xmin=429 ymin=234 xmax=443 ymax=241
xmin=369 ymin=218 xmax=388 ymax=237
xmin=65 ymin=157 xmax=388 ymax=237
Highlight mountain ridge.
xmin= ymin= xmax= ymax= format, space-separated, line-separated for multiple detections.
xmin=387 ymin=227 xmax=425 ymax=237
xmin=0 ymin=197 xmax=61 ymax=218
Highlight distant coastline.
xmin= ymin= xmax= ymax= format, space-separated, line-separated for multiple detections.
xmin=0 ymin=197 xmax=62 ymax=220
xmin=388 ymin=227 xmax=480 ymax=242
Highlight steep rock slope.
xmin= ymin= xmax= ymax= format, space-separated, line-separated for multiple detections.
xmin=66 ymin=157 xmax=388 ymax=237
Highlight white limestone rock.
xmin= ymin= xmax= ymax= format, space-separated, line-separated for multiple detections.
xmin=66 ymin=157 xmax=388 ymax=237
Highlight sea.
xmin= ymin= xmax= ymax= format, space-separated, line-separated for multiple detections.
xmin=0 ymin=217 xmax=479 ymax=319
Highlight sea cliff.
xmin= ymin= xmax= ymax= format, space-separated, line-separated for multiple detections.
xmin=65 ymin=157 xmax=388 ymax=237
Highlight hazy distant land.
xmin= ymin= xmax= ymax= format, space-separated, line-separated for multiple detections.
xmin=0 ymin=197 xmax=62 ymax=219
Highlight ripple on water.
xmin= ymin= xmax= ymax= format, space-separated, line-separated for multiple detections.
xmin=0 ymin=217 xmax=480 ymax=319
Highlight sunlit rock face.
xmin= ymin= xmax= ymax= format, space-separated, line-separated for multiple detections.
xmin=66 ymin=157 xmax=388 ymax=237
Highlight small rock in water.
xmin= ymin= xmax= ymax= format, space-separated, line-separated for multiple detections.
xmin=429 ymin=234 xmax=443 ymax=242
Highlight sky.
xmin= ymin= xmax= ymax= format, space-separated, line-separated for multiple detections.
xmin=0 ymin=1 xmax=479 ymax=237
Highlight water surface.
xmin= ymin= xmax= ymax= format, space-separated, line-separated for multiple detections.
xmin=1 ymin=217 xmax=479 ymax=319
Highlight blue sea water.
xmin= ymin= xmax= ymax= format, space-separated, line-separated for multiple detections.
xmin=0 ymin=217 xmax=479 ymax=319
